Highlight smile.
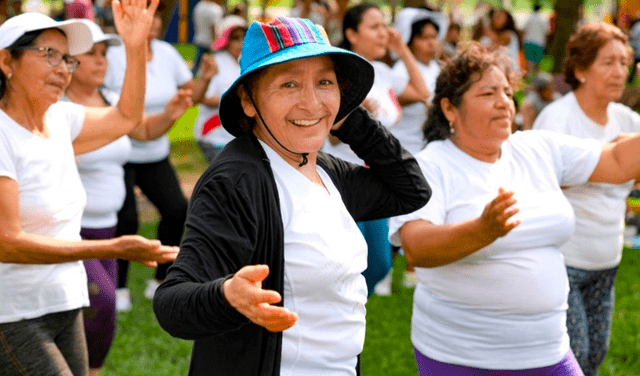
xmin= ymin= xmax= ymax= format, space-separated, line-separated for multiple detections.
xmin=290 ymin=119 xmax=321 ymax=126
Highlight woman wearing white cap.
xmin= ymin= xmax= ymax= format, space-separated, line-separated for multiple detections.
xmin=193 ymin=15 xmax=246 ymax=162
xmin=0 ymin=1 xmax=178 ymax=375
xmin=62 ymin=19 xmax=192 ymax=376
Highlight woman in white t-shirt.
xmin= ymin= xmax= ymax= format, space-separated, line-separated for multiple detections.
xmin=194 ymin=15 xmax=246 ymax=162
xmin=389 ymin=43 xmax=640 ymax=375
xmin=533 ymin=22 xmax=640 ymax=376
xmin=0 ymin=6 xmax=178 ymax=375
xmin=63 ymin=19 xmax=192 ymax=376
xmin=324 ymin=2 xmax=428 ymax=295
xmin=104 ymin=8 xmax=215 ymax=301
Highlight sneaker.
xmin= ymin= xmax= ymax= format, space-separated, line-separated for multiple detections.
xmin=373 ymin=270 xmax=392 ymax=296
xmin=144 ymin=279 xmax=161 ymax=300
xmin=115 ymin=288 xmax=132 ymax=312
xmin=402 ymin=271 xmax=417 ymax=288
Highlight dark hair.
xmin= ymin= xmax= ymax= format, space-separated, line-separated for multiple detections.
xmin=423 ymin=43 xmax=515 ymax=143
xmin=338 ymin=2 xmax=380 ymax=51
xmin=0 ymin=29 xmax=49 ymax=99
xmin=563 ymin=22 xmax=631 ymax=90
xmin=408 ymin=18 xmax=439 ymax=47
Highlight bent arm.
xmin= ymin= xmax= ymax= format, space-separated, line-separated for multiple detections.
xmin=73 ymin=44 xmax=147 ymax=155
xmin=0 ymin=177 xmax=177 ymax=265
xmin=387 ymin=28 xmax=428 ymax=105
xmin=589 ymin=134 xmax=640 ymax=184
xmin=128 ymin=88 xmax=194 ymax=141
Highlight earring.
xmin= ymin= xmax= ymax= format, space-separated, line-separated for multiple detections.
xmin=579 ymin=77 xmax=585 ymax=83
xmin=6 ymin=72 xmax=11 ymax=79
xmin=449 ymin=121 xmax=455 ymax=134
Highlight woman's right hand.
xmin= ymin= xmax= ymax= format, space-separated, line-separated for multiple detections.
xmin=115 ymin=235 xmax=179 ymax=267
xmin=112 ymin=0 xmax=159 ymax=49
xmin=223 ymin=265 xmax=298 ymax=332
xmin=477 ymin=187 xmax=520 ymax=243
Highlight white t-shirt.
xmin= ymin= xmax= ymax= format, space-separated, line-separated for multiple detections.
xmin=192 ymin=0 xmax=223 ymax=47
xmin=323 ymin=60 xmax=408 ymax=164
xmin=391 ymin=59 xmax=440 ymax=154
xmin=193 ymin=50 xmax=238 ymax=146
xmin=0 ymin=102 xmax=90 ymax=323
xmin=523 ymin=12 xmax=547 ymax=47
xmin=533 ymin=92 xmax=640 ymax=270
xmin=389 ymin=131 xmax=601 ymax=369
xmin=62 ymin=89 xmax=131 ymax=230
xmin=104 ymin=40 xmax=193 ymax=163
xmin=261 ymin=141 xmax=368 ymax=376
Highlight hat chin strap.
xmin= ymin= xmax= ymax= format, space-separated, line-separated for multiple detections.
xmin=245 ymin=86 xmax=309 ymax=167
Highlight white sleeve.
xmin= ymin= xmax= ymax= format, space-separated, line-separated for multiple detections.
xmin=58 ymin=102 xmax=86 ymax=141
xmin=389 ymin=154 xmax=446 ymax=246
xmin=0 ymin=129 xmax=17 ymax=181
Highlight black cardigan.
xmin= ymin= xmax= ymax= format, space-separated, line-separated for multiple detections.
xmin=153 ymin=107 xmax=431 ymax=375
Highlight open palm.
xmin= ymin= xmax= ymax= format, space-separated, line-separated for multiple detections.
xmin=112 ymin=0 xmax=159 ymax=48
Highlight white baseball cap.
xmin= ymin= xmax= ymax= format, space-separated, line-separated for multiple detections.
xmin=0 ymin=13 xmax=93 ymax=56
xmin=78 ymin=18 xmax=121 ymax=47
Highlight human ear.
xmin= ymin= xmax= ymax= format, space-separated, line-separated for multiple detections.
xmin=238 ymin=85 xmax=256 ymax=118
xmin=0 ymin=50 xmax=13 ymax=78
xmin=440 ymin=97 xmax=457 ymax=124
xmin=344 ymin=28 xmax=358 ymax=46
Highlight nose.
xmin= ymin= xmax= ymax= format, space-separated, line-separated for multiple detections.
xmin=298 ymin=84 xmax=324 ymax=112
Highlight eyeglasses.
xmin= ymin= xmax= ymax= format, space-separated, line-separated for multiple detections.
xmin=14 ymin=46 xmax=80 ymax=74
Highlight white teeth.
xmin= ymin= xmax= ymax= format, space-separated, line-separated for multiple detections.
xmin=291 ymin=119 xmax=320 ymax=126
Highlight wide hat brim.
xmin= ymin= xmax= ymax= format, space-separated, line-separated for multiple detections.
xmin=219 ymin=42 xmax=374 ymax=137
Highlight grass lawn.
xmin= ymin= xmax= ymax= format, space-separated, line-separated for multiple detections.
xmin=100 ymin=139 xmax=640 ymax=376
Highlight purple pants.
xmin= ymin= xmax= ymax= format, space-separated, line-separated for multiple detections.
xmin=414 ymin=347 xmax=584 ymax=376
xmin=80 ymin=227 xmax=118 ymax=369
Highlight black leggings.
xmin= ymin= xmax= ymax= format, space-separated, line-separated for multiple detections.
xmin=116 ymin=158 xmax=188 ymax=286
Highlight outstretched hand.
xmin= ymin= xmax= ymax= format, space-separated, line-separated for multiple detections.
xmin=164 ymin=88 xmax=194 ymax=122
xmin=112 ymin=0 xmax=159 ymax=48
xmin=477 ymin=187 xmax=520 ymax=243
xmin=115 ymin=234 xmax=179 ymax=267
xmin=223 ymin=265 xmax=298 ymax=332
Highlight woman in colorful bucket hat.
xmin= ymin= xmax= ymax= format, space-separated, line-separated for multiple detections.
xmin=154 ymin=16 xmax=431 ymax=376
xmin=0 ymin=1 xmax=178 ymax=375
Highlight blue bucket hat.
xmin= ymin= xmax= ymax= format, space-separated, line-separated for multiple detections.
xmin=219 ymin=17 xmax=374 ymax=137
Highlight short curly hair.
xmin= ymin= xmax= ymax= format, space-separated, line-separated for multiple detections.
xmin=423 ymin=43 xmax=515 ymax=144
xmin=563 ymin=22 xmax=631 ymax=90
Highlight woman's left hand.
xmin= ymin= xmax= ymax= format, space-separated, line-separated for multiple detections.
xmin=112 ymin=0 xmax=159 ymax=48
xmin=164 ymin=88 xmax=194 ymax=122
xmin=386 ymin=27 xmax=407 ymax=58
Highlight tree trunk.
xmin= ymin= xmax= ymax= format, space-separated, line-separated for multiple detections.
xmin=547 ymin=0 xmax=582 ymax=73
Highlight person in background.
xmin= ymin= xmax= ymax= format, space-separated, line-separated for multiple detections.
xmin=153 ymin=17 xmax=430 ymax=375
xmin=104 ymin=3 xmax=215 ymax=309
xmin=627 ymin=16 xmax=640 ymax=84
xmin=65 ymin=0 xmax=96 ymax=20
xmin=0 ymin=3 xmax=178 ymax=374
xmin=388 ymin=41 xmax=640 ymax=374
xmin=521 ymin=71 xmax=560 ymax=130
xmin=191 ymin=0 xmax=223 ymax=75
xmin=522 ymin=2 xmax=547 ymax=78
xmin=373 ymin=6 xmax=444 ymax=294
xmin=193 ymin=15 xmax=246 ymax=162
xmin=325 ymin=2 xmax=428 ymax=296
xmin=64 ymin=19 xmax=192 ymax=375
xmin=489 ymin=8 xmax=521 ymax=73
xmin=441 ymin=22 xmax=460 ymax=58
xmin=532 ymin=22 xmax=640 ymax=376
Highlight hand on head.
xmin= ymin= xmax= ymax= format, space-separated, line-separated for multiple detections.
xmin=223 ymin=265 xmax=298 ymax=332
xmin=112 ymin=0 xmax=159 ymax=48
xmin=386 ymin=27 xmax=405 ymax=57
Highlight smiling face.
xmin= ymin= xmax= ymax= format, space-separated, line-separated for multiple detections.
xmin=240 ymin=55 xmax=341 ymax=164
xmin=445 ymin=66 xmax=515 ymax=162
xmin=346 ymin=7 xmax=388 ymax=61
xmin=72 ymin=41 xmax=108 ymax=88
xmin=8 ymin=29 xmax=72 ymax=108
xmin=576 ymin=39 xmax=630 ymax=103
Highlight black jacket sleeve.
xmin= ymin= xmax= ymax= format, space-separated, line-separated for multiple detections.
xmin=322 ymin=106 xmax=431 ymax=222
xmin=153 ymin=163 xmax=261 ymax=340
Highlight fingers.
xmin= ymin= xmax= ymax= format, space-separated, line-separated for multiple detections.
xmin=236 ymin=264 xmax=271 ymax=284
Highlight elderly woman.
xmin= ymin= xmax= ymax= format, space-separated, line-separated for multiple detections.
xmin=153 ymin=17 xmax=430 ymax=376
xmin=389 ymin=43 xmax=640 ymax=375
xmin=0 ymin=1 xmax=178 ymax=375
xmin=63 ymin=19 xmax=192 ymax=376
xmin=532 ymin=22 xmax=640 ymax=376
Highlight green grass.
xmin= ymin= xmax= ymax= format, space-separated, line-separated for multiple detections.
xmin=102 ymin=140 xmax=640 ymax=375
